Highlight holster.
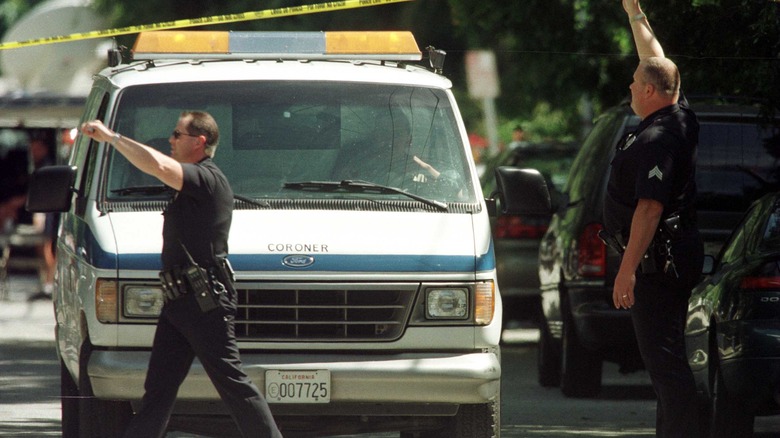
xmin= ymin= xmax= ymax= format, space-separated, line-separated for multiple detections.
xmin=598 ymin=229 xmax=625 ymax=255
xmin=639 ymin=240 xmax=661 ymax=274
xmin=598 ymin=229 xmax=661 ymax=274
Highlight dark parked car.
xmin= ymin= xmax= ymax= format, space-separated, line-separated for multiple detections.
xmin=537 ymin=99 xmax=780 ymax=397
xmin=480 ymin=142 xmax=577 ymax=326
xmin=685 ymin=191 xmax=780 ymax=437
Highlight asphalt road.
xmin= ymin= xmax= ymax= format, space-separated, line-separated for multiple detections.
xmin=1 ymin=273 xmax=778 ymax=437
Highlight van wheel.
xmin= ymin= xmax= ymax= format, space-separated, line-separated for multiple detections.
xmin=77 ymin=344 xmax=133 ymax=437
xmin=61 ymin=360 xmax=80 ymax=438
xmin=440 ymin=402 xmax=498 ymax=438
xmin=709 ymin=363 xmax=754 ymax=437
xmin=78 ymin=382 xmax=133 ymax=437
xmin=560 ymin=311 xmax=602 ymax=398
xmin=537 ymin=320 xmax=561 ymax=387
xmin=405 ymin=401 xmax=499 ymax=438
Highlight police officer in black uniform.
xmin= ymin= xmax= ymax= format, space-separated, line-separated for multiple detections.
xmin=604 ymin=1 xmax=703 ymax=437
xmin=81 ymin=112 xmax=282 ymax=438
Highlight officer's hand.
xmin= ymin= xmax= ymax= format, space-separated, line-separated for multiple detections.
xmin=622 ymin=0 xmax=641 ymax=16
xmin=613 ymin=268 xmax=635 ymax=309
xmin=80 ymin=120 xmax=113 ymax=144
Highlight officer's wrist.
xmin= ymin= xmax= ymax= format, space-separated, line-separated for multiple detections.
xmin=631 ymin=12 xmax=646 ymax=22
xmin=110 ymin=132 xmax=121 ymax=146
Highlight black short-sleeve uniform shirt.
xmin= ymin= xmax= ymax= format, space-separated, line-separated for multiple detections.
xmin=161 ymin=158 xmax=233 ymax=269
xmin=603 ymin=100 xmax=699 ymax=240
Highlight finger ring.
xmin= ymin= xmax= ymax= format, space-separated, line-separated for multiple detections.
xmin=622 ymin=295 xmax=628 ymax=298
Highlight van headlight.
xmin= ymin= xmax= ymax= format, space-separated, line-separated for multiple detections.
xmin=426 ymin=288 xmax=469 ymax=320
xmin=123 ymin=285 xmax=164 ymax=318
xmin=410 ymin=281 xmax=496 ymax=326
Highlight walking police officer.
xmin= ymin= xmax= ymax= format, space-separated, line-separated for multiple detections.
xmin=81 ymin=112 xmax=283 ymax=438
xmin=604 ymin=1 xmax=703 ymax=436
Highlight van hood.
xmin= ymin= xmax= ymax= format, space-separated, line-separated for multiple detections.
xmin=107 ymin=210 xmax=493 ymax=273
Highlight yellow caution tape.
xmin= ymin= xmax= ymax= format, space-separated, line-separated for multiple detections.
xmin=0 ymin=0 xmax=414 ymax=51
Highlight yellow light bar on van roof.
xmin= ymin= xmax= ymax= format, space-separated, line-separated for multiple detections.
xmin=132 ymin=31 xmax=422 ymax=61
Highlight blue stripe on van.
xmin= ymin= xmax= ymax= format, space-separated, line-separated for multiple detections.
xmin=114 ymin=253 xmax=485 ymax=272
xmin=475 ymin=239 xmax=496 ymax=272
xmin=229 ymin=253 xmax=476 ymax=272
xmin=61 ymin=216 xmax=117 ymax=270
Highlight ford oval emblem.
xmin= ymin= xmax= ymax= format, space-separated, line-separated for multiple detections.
xmin=282 ymin=254 xmax=315 ymax=268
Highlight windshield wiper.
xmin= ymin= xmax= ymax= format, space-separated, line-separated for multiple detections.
xmin=283 ymin=179 xmax=448 ymax=211
xmin=234 ymin=194 xmax=271 ymax=209
xmin=111 ymin=185 xmax=171 ymax=196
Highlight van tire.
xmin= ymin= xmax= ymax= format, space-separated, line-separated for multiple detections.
xmin=61 ymin=359 xmax=80 ymax=438
xmin=440 ymin=402 xmax=498 ymax=438
xmin=404 ymin=401 xmax=498 ymax=438
xmin=77 ymin=369 xmax=133 ymax=437
xmin=77 ymin=340 xmax=133 ymax=437
xmin=560 ymin=310 xmax=602 ymax=398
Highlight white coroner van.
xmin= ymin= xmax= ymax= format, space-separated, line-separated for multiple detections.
xmin=27 ymin=31 xmax=550 ymax=438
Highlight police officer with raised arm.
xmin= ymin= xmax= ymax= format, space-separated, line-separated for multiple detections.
xmin=81 ymin=112 xmax=283 ymax=438
xmin=603 ymin=1 xmax=703 ymax=436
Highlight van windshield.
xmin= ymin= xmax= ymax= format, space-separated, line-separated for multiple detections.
xmin=105 ymin=81 xmax=476 ymax=207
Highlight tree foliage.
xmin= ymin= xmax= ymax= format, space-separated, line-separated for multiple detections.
xmin=448 ymin=0 xmax=780 ymax=135
xmin=85 ymin=0 xmax=779 ymax=138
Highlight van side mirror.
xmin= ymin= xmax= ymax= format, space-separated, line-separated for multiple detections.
xmin=26 ymin=165 xmax=77 ymax=213
xmin=491 ymin=166 xmax=551 ymax=216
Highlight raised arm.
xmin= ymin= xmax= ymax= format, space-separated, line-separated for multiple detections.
xmin=81 ymin=120 xmax=185 ymax=191
xmin=623 ymin=0 xmax=665 ymax=60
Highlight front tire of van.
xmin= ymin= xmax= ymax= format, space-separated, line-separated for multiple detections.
xmin=442 ymin=402 xmax=498 ymax=438
xmin=77 ymin=340 xmax=134 ymax=437
xmin=61 ymin=359 xmax=80 ymax=438
xmin=401 ymin=399 xmax=499 ymax=438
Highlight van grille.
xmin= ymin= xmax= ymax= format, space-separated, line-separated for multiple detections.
xmin=234 ymin=285 xmax=417 ymax=341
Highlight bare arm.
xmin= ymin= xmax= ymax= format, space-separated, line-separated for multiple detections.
xmin=623 ymin=0 xmax=665 ymax=59
xmin=80 ymin=120 xmax=184 ymax=190
xmin=613 ymin=198 xmax=663 ymax=309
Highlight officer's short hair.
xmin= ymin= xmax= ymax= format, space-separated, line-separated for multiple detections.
xmin=183 ymin=111 xmax=220 ymax=157
xmin=641 ymin=57 xmax=680 ymax=98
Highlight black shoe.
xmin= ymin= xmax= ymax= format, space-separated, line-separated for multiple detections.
xmin=27 ymin=291 xmax=52 ymax=301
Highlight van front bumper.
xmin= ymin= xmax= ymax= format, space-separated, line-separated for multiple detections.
xmin=88 ymin=350 xmax=501 ymax=405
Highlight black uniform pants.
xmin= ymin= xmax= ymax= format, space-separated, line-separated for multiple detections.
xmin=630 ymin=236 xmax=703 ymax=438
xmin=122 ymin=291 xmax=282 ymax=438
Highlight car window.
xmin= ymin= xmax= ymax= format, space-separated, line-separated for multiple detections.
xmin=106 ymin=81 xmax=475 ymax=204
xmin=479 ymin=142 xmax=577 ymax=202
xmin=758 ymin=200 xmax=780 ymax=253
xmin=565 ymin=110 xmax=637 ymax=204
xmin=697 ymin=117 xmax=780 ymax=212
xmin=718 ymin=201 xmax=765 ymax=264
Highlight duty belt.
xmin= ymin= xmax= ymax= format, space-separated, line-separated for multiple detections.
xmin=159 ymin=266 xmax=189 ymax=301
xmin=159 ymin=259 xmax=234 ymax=303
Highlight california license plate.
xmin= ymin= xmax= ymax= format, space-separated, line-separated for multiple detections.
xmin=265 ymin=370 xmax=331 ymax=403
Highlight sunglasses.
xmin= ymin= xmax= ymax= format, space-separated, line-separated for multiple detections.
xmin=172 ymin=129 xmax=200 ymax=139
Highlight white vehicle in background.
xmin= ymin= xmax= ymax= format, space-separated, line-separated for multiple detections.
xmin=27 ymin=30 xmax=550 ymax=438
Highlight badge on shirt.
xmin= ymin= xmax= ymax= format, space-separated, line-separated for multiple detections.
xmin=648 ymin=166 xmax=664 ymax=181
xmin=619 ymin=133 xmax=637 ymax=151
